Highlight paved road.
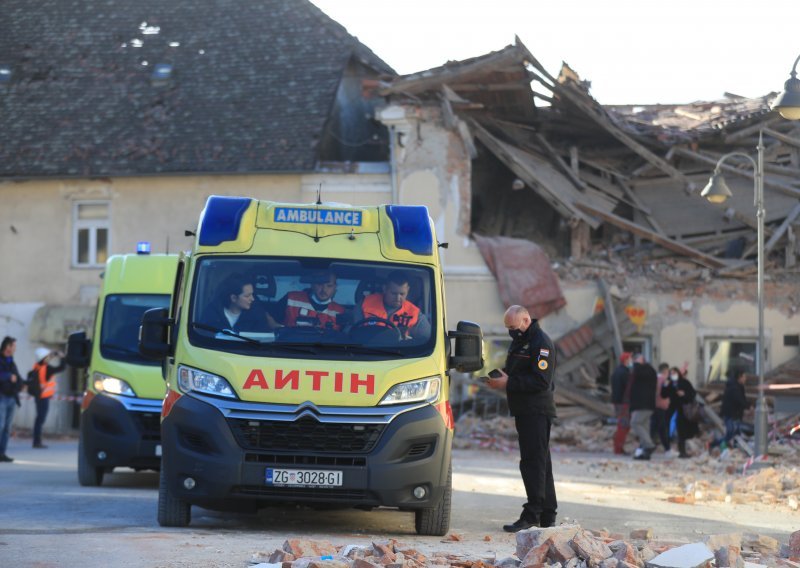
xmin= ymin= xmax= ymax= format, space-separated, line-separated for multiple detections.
xmin=0 ymin=438 xmax=795 ymax=567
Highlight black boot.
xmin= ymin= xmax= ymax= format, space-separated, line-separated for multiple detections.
xmin=502 ymin=516 xmax=538 ymax=533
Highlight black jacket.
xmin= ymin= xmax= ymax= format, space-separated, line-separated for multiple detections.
xmin=629 ymin=362 xmax=657 ymax=411
xmin=661 ymin=376 xmax=699 ymax=439
xmin=0 ymin=356 xmax=22 ymax=404
xmin=503 ymin=321 xmax=557 ymax=418
xmin=720 ymin=377 xmax=748 ymax=420
xmin=610 ymin=364 xmax=631 ymax=404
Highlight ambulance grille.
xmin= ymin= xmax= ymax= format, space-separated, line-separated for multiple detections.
xmin=132 ymin=412 xmax=161 ymax=442
xmin=233 ymin=486 xmax=369 ymax=501
xmin=228 ymin=418 xmax=384 ymax=453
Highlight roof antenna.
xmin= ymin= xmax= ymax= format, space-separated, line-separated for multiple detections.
xmin=313 ymin=184 xmax=322 ymax=242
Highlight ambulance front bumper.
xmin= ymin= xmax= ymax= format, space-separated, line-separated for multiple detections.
xmin=80 ymin=394 xmax=163 ymax=470
xmin=160 ymin=394 xmax=452 ymax=512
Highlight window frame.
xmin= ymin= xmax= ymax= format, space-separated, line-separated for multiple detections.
xmin=71 ymin=200 xmax=111 ymax=268
xmin=702 ymin=336 xmax=760 ymax=386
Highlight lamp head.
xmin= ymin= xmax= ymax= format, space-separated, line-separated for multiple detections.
xmin=701 ymin=172 xmax=733 ymax=204
xmin=773 ymin=72 xmax=800 ymax=120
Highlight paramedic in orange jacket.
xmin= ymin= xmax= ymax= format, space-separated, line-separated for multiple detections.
xmin=267 ymin=271 xmax=345 ymax=331
xmin=30 ymin=347 xmax=65 ymax=449
xmin=359 ymin=271 xmax=431 ymax=339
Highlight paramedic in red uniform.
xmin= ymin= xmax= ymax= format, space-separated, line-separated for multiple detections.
xmin=267 ymin=271 xmax=345 ymax=331
xmin=358 ymin=271 xmax=430 ymax=339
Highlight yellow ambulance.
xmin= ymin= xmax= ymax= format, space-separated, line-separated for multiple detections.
xmin=140 ymin=196 xmax=483 ymax=535
xmin=67 ymin=251 xmax=178 ymax=486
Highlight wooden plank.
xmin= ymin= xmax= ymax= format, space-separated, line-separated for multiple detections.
xmin=556 ymin=382 xmax=614 ymax=417
xmin=533 ymin=132 xmax=589 ymax=194
xmin=550 ymin=84 xmax=694 ymax=189
xmin=723 ymin=117 xmax=781 ymax=143
xmin=615 ymin=176 xmax=666 ymax=235
xmin=598 ymin=279 xmax=623 ymax=360
xmin=762 ymin=127 xmax=800 ymax=149
xmin=575 ymin=202 xmax=728 ymax=268
xmin=765 ymin=202 xmax=800 ymax=253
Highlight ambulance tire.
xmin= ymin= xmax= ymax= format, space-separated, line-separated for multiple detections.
xmin=77 ymin=436 xmax=104 ymax=486
xmin=158 ymin=466 xmax=191 ymax=527
xmin=414 ymin=462 xmax=451 ymax=536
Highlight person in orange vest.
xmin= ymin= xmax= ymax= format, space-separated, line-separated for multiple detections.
xmin=30 ymin=347 xmax=65 ymax=449
xmin=267 ymin=271 xmax=345 ymax=331
xmin=359 ymin=271 xmax=430 ymax=340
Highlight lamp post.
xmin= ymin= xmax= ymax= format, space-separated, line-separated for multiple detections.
xmin=699 ymin=52 xmax=800 ymax=457
xmin=701 ymin=137 xmax=768 ymax=456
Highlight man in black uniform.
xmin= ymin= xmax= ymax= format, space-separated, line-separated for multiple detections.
xmin=487 ymin=305 xmax=557 ymax=532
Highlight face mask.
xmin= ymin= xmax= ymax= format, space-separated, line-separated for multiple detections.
xmin=508 ymin=329 xmax=524 ymax=340
xmin=670 ymin=374 xmax=678 ymax=381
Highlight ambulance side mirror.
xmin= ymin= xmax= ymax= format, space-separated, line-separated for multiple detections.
xmin=66 ymin=331 xmax=91 ymax=369
xmin=139 ymin=308 xmax=173 ymax=360
xmin=448 ymin=321 xmax=484 ymax=373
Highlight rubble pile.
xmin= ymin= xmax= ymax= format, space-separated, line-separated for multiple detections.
xmin=453 ymin=415 xmax=616 ymax=454
xmin=248 ymin=524 xmax=800 ymax=568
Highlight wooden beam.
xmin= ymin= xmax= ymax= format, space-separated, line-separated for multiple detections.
xmin=765 ymin=202 xmax=800 ymax=253
xmin=575 ymin=202 xmax=728 ymax=268
xmin=556 ymin=382 xmax=614 ymax=417
xmin=615 ymin=176 xmax=666 ymax=235
xmin=550 ymin=84 xmax=695 ymax=190
xmin=723 ymin=116 xmax=780 ymax=144
xmin=598 ymin=279 xmax=623 ymax=360
xmin=762 ymin=127 xmax=800 ymax=149
xmin=533 ymin=132 xmax=588 ymax=194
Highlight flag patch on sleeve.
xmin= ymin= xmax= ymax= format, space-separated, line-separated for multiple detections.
xmin=539 ymin=348 xmax=550 ymax=357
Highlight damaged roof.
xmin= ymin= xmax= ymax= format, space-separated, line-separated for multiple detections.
xmin=0 ymin=0 xmax=393 ymax=178
xmin=383 ymin=39 xmax=800 ymax=274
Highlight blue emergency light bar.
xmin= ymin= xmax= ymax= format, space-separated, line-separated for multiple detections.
xmin=198 ymin=196 xmax=252 ymax=246
xmin=137 ymin=241 xmax=151 ymax=254
xmin=386 ymin=205 xmax=433 ymax=256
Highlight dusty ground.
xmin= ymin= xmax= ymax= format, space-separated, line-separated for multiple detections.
xmin=1 ymin=434 xmax=798 ymax=567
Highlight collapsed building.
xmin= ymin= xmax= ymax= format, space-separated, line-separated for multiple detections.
xmin=375 ymin=39 xmax=800 ymax=427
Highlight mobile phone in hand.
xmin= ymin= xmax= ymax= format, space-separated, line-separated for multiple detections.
xmin=488 ymin=369 xmax=502 ymax=378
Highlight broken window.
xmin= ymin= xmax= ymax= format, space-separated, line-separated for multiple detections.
xmin=703 ymin=339 xmax=758 ymax=385
xmin=72 ymin=201 xmax=110 ymax=268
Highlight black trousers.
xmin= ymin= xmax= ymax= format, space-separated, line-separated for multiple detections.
xmin=515 ymin=413 xmax=557 ymax=521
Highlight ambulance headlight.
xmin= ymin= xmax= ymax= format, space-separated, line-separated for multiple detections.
xmin=93 ymin=372 xmax=137 ymax=397
xmin=379 ymin=376 xmax=441 ymax=405
xmin=177 ymin=365 xmax=236 ymax=399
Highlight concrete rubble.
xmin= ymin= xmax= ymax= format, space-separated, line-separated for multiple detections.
xmin=248 ymin=526 xmax=800 ymax=568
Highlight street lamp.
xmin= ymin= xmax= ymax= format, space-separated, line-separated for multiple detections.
xmin=700 ymin=137 xmax=768 ymax=456
xmin=773 ymin=54 xmax=800 ymax=120
xmin=699 ymin=52 xmax=800 ymax=458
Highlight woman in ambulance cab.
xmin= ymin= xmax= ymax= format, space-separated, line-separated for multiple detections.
xmin=203 ymin=274 xmax=261 ymax=333
xmin=357 ymin=271 xmax=430 ymax=340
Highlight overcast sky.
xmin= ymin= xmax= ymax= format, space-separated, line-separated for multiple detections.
xmin=311 ymin=0 xmax=799 ymax=105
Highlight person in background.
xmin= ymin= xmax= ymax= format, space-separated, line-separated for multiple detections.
xmin=651 ymin=362 xmax=672 ymax=455
xmin=0 ymin=336 xmax=22 ymax=463
xmin=661 ymin=367 xmax=699 ymax=458
xmin=30 ymin=347 xmax=66 ymax=449
xmin=611 ymin=352 xmax=633 ymax=455
xmin=486 ymin=305 xmax=557 ymax=532
xmin=710 ymin=366 xmax=749 ymax=451
xmin=629 ymin=353 xmax=658 ymax=460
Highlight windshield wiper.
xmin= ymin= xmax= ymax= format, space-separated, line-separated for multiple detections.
xmin=190 ymin=322 xmax=261 ymax=345
xmin=101 ymin=343 xmax=141 ymax=356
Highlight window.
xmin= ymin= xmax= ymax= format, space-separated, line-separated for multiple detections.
xmin=623 ymin=337 xmax=652 ymax=362
xmin=72 ymin=201 xmax=110 ymax=267
xmin=703 ymin=339 xmax=757 ymax=384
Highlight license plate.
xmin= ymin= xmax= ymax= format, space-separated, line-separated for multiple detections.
xmin=155 ymin=444 xmax=162 ymax=457
xmin=266 ymin=468 xmax=343 ymax=487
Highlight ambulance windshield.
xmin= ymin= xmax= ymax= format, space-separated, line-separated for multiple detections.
xmin=188 ymin=257 xmax=437 ymax=360
xmin=100 ymin=294 xmax=171 ymax=365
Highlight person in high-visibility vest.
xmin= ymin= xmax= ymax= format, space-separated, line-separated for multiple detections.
xmin=266 ymin=271 xmax=345 ymax=331
xmin=30 ymin=347 xmax=65 ymax=449
xmin=358 ymin=270 xmax=430 ymax=340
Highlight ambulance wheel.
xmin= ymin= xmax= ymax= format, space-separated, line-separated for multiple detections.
xmin=414 ymin=463 xmax=451 ymax=536
xmin=77 ymin=436 xmax=104 ymax=487
xmin=158 ymin=466 xmax=191 ymax=527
